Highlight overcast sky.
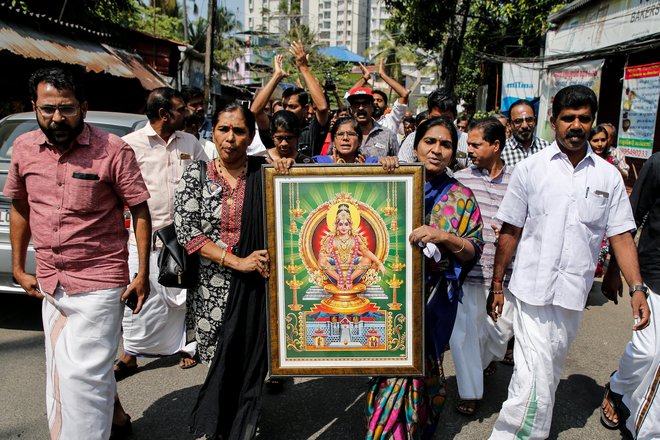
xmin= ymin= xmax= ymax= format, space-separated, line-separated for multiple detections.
xmin=191 ymin=0 xmax=244 ymax=29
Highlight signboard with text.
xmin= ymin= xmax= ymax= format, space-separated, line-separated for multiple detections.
xmin=617 ymin=62 xmax=660 ymax=159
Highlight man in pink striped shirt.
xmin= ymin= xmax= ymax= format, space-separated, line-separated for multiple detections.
xmin=3 ymin=67 xmax=151 ymax=440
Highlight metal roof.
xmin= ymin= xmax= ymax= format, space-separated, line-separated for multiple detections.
xmin=548 ymin=0 xmax=597 ymax=24
xmin=0 ymin=18 xmax=168 ymax=90
xmin=318 ymin=46 xmax=369 ymax=63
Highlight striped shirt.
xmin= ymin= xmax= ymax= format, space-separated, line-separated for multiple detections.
xmin=454 ymin=164 xmax=514 ymax=286
xmin=501 ymin=136 xmax=549 ymax=167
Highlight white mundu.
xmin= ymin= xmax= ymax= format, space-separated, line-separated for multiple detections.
xmin=43 ymin=285 xmax=123 ymax=439
xmin=609 ymin=291 xmax=660 ymax=440
xmin=489 ymin=142 xmax=635 ymax=439
xmin=450 ymin=283 xmax=514 ymax=399
xmin=122 ymin=246 xmax=195 ymax=357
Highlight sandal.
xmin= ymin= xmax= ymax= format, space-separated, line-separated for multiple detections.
xmin=601 ymin=383 xmax=623 ymax=430
xmin=483 ymin=361 xmax=497 ymax=377
xmin=179 ymin=354 xmax=198 ymax=370
xmin=113 ymin=360 xmax=138 ymax=381
xmin=456 ymin=399 xmax=477 ymax=416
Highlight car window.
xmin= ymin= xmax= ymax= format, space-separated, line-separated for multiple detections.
xmin=0 ymin=120 xmax=138 ymax=160
xmin=0 ymin=120 xmax=39 ymax=160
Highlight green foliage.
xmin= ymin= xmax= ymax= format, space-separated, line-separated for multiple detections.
xmin=119 ymin=3 xmax=183 ymax=41
xmin=11 ymin=0 xmax=136 ymax=25
xmin=382 ymin=0 xmax=565 ymax=108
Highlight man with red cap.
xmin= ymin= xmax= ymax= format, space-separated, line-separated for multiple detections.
xmin=346 ymin=86 xmax=399 ymax=158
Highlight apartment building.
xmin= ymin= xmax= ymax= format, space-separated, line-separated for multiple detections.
xmin=244 ymin=0 xmax=390 ymax=55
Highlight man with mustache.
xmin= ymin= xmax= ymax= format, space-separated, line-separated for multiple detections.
xmin=500 ymin=99 xmax=549 ymax=167
xmin=351 ymin=58 xmax=410 ymax=139
xmin=115 ymin=88 xmax=207 ymax=379
xmin=450 ymin=117 xmax=515 ymax=416
xmin=347 ymin=87 xmax=400 ymax=159
xmin=487 ymin=85 xmax=649 ymax=439
xmin=3 ymin=67 xmax=151 ymax=439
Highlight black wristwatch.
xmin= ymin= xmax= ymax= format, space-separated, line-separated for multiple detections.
xmin=629 ymin=285 xmax=649 ymax=297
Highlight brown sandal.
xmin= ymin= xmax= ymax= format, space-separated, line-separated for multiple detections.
xmin=456 ymin=399 xmax=477 ymax=416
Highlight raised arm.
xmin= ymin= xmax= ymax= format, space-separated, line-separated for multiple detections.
xmin=250 ymin=54 xmax=286 ymax=129
xmin=378 ymin=58 xmax=409 ymax=105
xmin=290 ymin=40 xmax=329 ymax=126
xmin=350 ymin=62 xmax=372 ymax=90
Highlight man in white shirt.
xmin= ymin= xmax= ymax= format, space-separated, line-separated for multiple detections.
xmin=487 ymin=85 xmax=650 ymax=439
xmin=116 ymin=88 xmax=208 ymax=378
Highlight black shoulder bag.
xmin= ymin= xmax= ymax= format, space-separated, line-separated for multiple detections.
xmin=155 ymin=161 xmax=205 ymax=288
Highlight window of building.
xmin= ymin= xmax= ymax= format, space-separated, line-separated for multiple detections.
xmin=324 ymin=11 xmax=330 ymax=18
xmin=320 ymin=31 xmax=330 ymax=39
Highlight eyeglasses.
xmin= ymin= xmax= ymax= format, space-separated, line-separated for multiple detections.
xmin=335 ymin=131 xmax=358 ymax=138
xmin=274 ymin=135 xmax=297 ymax=143
xmin=511 ymin=116 xmax=536 ymax=126
xmin=36 ymin=105 xmax=79 ymax=117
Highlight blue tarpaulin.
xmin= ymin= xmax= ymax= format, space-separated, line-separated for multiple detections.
xmin=318 ymin=46 xmax=368 ymax=63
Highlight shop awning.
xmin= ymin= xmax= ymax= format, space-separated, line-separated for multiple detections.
xmin=318 ymin=46 xmax=368 ymax=63
xmin=0 ymin=18 xmax=169 ymax=90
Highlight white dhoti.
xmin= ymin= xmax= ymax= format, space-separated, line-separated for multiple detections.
xmin=43 ymin=284 xmax=124 ymax=440
xmin=122 ymin=245 xmax=195 ymax=357
xmin=489 ymin=296 xmax=582 ymax=440
xmin=610 ymin=290 xmax=660 ymax=440
xmin=450 ymin=283 xmax=515 ymax=399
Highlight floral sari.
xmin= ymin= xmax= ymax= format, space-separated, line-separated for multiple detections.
xmin=365 ymin=173 xmax=484 ymax=440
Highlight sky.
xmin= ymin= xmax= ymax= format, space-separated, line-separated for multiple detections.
xmin=191 ymin=0 xmax=244 ymax=30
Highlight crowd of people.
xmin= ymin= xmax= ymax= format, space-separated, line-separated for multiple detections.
xmin=3 ymin=39 xmax=659 ymax=440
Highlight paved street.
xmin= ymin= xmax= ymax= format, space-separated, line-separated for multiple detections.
xmin=0 ymin=282 xmax=633 ymax=439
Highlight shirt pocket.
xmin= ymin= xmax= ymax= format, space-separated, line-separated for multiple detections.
xmin=578 ymin=191 xmax=608 ymax=229
xmin=65 ymin=178 xmax=103 ymax=213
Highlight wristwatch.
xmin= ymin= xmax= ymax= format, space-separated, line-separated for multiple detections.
xmin=629 ymin=285 xmax=649 ymax=297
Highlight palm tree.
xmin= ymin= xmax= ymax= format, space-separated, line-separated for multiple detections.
xmin=365 ymin=28 xmax=417 ymax=82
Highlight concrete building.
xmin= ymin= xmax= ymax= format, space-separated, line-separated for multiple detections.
xmin=244 ymin=0 xmax=389 ymax=56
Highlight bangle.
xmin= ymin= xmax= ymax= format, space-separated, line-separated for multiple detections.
xmin=492 ymin=277 xmax=504 ymax=284
xmin=219 ymin=248 xmax=227 ymax=267
xmin=490 ymin=289 xmax=504 ymax=295
xmin=451 ymin=238 xmax=466 ymax=254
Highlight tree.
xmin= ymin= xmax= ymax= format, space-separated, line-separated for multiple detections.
xmin=365 ymin=27 xmax=417 ymax=83
xmin=384 ymin=0 xmax=565 ymax=106
xmin=11 ymin=0 xmax=136 ymax=27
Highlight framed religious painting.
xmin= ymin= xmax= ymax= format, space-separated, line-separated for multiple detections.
xmin=263 ymin=164 xmax=425 ymax=377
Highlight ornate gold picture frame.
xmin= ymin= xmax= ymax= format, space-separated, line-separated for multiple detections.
xmin=263 ymin=164 xmax=424 ymax=376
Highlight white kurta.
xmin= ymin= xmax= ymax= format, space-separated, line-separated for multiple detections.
xmin=122 ymin=246 xmax=195 ymax=357
xmin=610 ymin=290 xmax=660 ymax=440
xmin=43 ymin=285 xmax=123 ymax=440
xmin=449 ymin=283 xmax=514 ymax=400
xmin=489 ymin=297 xmax=582 ymax=440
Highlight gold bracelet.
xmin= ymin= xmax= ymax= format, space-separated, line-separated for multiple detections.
xmin=451 ymin=237 xmax=466 ymax=254
xmin=219 ymin=248 xmax=227 ymax=267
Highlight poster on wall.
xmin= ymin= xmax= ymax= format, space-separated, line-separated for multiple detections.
xmin=501 ymin=63 xmax=541 ymax=113
xmin=537 ymin=60 xmax=604 ymax=142
xmin=617 ymin=62 xmax=660 ymax=159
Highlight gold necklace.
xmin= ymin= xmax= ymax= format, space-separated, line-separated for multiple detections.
xmin=215 ymin=159 xmax=247 ymax=206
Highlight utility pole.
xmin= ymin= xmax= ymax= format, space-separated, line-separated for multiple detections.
xmin=182 ymin=0 xmax=189 ymax=41
xmin=204 ymin=0 xmax=217 ymax=112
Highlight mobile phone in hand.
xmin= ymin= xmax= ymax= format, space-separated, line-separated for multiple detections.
xmin=125 ymin=291 xmax=138 ymax=310
xmin=125 ymin=273 xmax=138 ymax=310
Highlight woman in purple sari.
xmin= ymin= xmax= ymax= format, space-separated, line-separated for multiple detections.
xmin=366 ymin=117 xmax=484 ymax=439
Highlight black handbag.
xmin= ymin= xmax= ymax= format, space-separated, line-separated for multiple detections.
xmin=154 ymin=161 xmax=204 ymax=288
